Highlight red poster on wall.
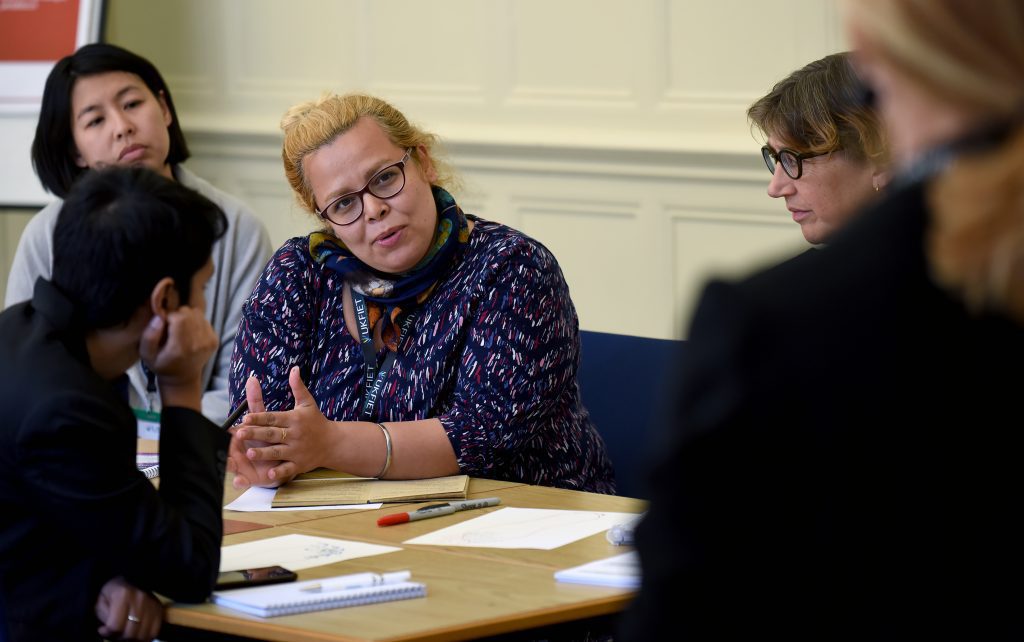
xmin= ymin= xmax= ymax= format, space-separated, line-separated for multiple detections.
xmin=0 ymin=0 xmax=103 ymax=206
xmin=0 ymin=0 xmax=80 ymax=62
xmin=0 ymin=0 xmax=103 ymax=110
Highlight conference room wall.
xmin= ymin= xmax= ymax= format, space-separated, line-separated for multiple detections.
xmin=0 ymin=209 xmax=32 ymax=305
xmin=0 ymin=0 xmax=845 ymax=339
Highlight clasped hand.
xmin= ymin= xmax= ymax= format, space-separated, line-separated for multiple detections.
xmin=228 ymin=366 xmax=333 ymax=488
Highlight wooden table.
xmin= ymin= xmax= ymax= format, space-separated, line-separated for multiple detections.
xmin=164 ymin=477 xmax=645 ymax=642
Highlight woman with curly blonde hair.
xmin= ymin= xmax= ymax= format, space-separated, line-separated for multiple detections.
xmin=227 ymin=93 xmax=614 ymax=494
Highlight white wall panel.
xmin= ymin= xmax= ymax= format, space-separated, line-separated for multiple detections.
xmin=366 ymin=0 xmax=490 ymax=102
xmin=507 ymin=0 xmax=641 ymax=106
xmin=106 ymin=0 xmax=221 ymax=104
xmin=670 ymin=206 xmax=805 ymax=334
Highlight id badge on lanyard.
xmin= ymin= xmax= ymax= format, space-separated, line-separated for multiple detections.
xmin=133 ymin=408 xmax=161 ymax=440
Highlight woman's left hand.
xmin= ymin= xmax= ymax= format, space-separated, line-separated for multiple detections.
xmin=233 ymin=366 xmax=336 ymax=483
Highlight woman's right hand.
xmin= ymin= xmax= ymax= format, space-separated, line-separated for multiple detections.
xmin=231 ymin=366 xmax=334 ymax=485
xmin=227 ymin=375 xmax=283 ymax=489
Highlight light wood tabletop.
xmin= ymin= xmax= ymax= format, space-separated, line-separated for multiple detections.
xmin=165 ymin=477 xmax=646 ymax=642
xmin=219 ymin=476 xmax=526 ymax=528
xmin=296 ymin=484 xmax=645 ymax=572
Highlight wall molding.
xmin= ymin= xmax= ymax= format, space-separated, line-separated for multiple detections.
xmin=183 ymin=126 xmax=768 ymax=183
xmin=182 ymin=127 xmax=800 ymax=340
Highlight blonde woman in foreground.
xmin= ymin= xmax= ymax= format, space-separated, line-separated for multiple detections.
xmin=623 ymin=0 xmax=1024 ymax=638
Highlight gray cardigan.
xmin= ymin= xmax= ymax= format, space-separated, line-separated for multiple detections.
xmin=4 ymin=166 xmax=273 ymax=423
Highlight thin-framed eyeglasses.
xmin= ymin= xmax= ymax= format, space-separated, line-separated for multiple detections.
xmin=315 ymin=149 xmax=412 ymax=225
xmin=761 ymin=144 xmax=832 ymax=180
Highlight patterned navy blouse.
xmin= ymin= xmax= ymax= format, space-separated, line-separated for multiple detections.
xmin=229 ymin=216 xmax=615 ymax=494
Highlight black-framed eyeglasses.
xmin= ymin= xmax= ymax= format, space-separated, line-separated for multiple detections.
xmin=761 ymin=144 xmax=832 ymax=180
xmin=315 ymin=149 xmax=412 ymax=225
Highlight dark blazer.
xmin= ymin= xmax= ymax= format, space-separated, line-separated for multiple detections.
xmin=620 ymin=181 xmax=1024 ymax=640
xmin=0 ymin=280 xmax=229 ymax=641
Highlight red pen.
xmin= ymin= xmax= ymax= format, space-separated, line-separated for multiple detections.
xmin=377 ymin=497 xmax=501 ymax=527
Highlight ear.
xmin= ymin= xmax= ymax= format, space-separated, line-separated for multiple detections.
xmin=157 ymin=89 xmax=172 ymax=128
xmin=74 ymin=148 xmax=88 ymax=169
xmin=871 ymin=166 xmax=890 ymax=191
xmin=149 ymin=276 xmax=179 ymax=320
xmin=415 ymin=145 xmax=438 ymax=183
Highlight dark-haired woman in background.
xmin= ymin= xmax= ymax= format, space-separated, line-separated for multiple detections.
xmin=4 ymin=43 xmax=271 ymax=424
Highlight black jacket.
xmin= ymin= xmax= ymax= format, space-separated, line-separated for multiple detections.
xmin=0 ymin=279 xmax=228 ymax=641
xmin=621 ymin=180 xmax=1024 ymax=640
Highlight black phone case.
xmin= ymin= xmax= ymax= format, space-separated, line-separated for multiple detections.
xmin=215 ymin=566 xmax=298 ymax=590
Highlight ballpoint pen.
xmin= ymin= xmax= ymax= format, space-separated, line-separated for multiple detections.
xmin=221 ymin=399 xmax=248 ymax=430
xmin=299 ymin=570 xmax=412 ymax=593
xmin=377 ymin=497 xmax=501 ymax=527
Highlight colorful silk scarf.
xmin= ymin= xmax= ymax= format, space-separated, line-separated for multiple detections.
xmin=309 ymin=186 xmax=471 ymax=351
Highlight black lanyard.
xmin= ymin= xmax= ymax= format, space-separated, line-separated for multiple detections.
xmin=352 ymin=291 xmax=417 ymax=421
xmin=141 ymin=362 xmax=158 ymax=411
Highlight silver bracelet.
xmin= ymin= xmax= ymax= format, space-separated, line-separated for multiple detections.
xmin=374 ymin=422 xmax=393 ymax=479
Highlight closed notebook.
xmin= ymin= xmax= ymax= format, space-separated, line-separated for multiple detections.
xmin=271 ymin=474 xmax=470 ymax=507
xmin=212 ymin=578 xmax=427 ymax=617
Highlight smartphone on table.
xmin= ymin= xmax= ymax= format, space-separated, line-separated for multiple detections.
xmin=215 ymin=565 xmax=298 ymax=590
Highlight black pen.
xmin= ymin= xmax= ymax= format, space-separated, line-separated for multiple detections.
xmin=220 ymin=400 xmax=248 ymax=430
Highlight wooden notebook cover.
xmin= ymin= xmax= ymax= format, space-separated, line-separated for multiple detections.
xmin=271 ymin=474 xmax=470 ymax=507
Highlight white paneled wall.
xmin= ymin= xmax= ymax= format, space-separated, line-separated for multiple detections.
xmin=99 ymin=0 xmax=844 ymax=338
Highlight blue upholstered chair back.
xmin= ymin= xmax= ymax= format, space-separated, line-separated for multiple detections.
xmin=578 ymin=330 xmax=684 ymax=499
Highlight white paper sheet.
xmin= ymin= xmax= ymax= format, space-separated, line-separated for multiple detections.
xmin=403 ymin=507 xmax=639 ymax=550
xmin=554 ymin=551 xmax=640 ymax=588
xmin=219 ymin=534 xmax=401 ymax=572
xmin=224 ymin=486 xmax=382 ymax=512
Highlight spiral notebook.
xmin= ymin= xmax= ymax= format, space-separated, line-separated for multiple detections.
xmin=212 ymin=576 xmax=427 ymax=617
xmin=136 ymin=452 xmax=159 ymax=479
